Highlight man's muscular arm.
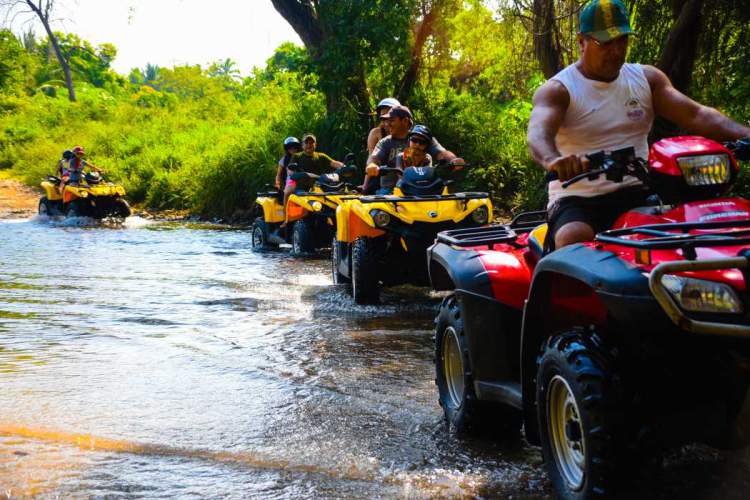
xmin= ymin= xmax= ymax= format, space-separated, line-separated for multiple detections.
xmin=527 ymin=80 xmax=589 ymax=180
xmin=645 ymin=65 xmax=750 ymax=141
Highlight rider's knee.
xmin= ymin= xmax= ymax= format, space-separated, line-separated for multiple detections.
xmin=554 ymin=221 xmax=595 ymax=249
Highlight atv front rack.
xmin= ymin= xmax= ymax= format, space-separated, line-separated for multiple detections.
xmin=357 ymin=192 xmax=489 ymax=204
xmin=597 ymin=219 xmax=750 ymax=259
xmin=436 ymin=211 xmax=546 ymax=248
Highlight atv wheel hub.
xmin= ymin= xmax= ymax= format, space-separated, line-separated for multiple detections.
xmin=442 ymin=326 xmax=465 ymax=409
xmin=548 ymin=374 xmax=586 ymax=490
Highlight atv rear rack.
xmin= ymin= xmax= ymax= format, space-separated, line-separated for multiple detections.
xmin=436 ymin=211 xmax=547 ymax=248
xmin=597 ymin=219 xmax=750 ymax=259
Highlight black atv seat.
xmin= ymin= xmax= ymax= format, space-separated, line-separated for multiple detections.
xmin=259 ymin=190 xmax=283 ymax=202
xmin=397 ymin=166 xmax=444 ymax=196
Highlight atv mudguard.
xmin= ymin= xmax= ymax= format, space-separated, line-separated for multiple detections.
xmin=519 ymin=243 xmax=666 ymax=444
xmin=41 ymin=181 xmax=62 ymax=201
xmin=255 ymin=195 xmax=285 ymax=224
xmin=335 ymin=202 xmax=385 ymax=243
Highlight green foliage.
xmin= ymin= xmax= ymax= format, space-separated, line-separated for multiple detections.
xmin=2 ymin=0 xmax=750 ymax=219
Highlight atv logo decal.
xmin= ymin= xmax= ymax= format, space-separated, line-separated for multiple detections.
xmin=428 ymin=211 xmax=438 ymax=218
xmin=699 ymin=211 xmax=748 ymax=222
xmin=625 ymin=98 xmax=645 ymax=122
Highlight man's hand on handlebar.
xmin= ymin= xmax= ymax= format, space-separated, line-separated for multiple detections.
xmin=366 ymin=164 xmax=380 ymax=177
xmin=547 ymin=154 xmax=590 ymax=182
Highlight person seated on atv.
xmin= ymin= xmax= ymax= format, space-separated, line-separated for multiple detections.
xmin=364 ymin=106 xmax=463 ymax=194
xmin=60 ymin=146 xmax=102 ymax=193
xmin=367 ymin=97 xmax=400 ymax=154
xmin=56 ymin=149 xmax=74 ymax=194
xmin=275 ymin=136 xmax=302 ymax=189
xmin=280 ymin=133 xmax=344 ymax=226
xmin=367 ymin=125 xmax=434 ymax=195
xmin=527 ymin=0 xmax=750 ymax=252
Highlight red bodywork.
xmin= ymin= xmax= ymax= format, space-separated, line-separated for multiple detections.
xmin=474 ymin=136 xmax=748 ymax=308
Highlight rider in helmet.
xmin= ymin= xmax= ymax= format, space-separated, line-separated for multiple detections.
xmin=365 ymin=106 xmax=464 ymax=194
xmin=367 ymin=97 xmax=401 ymax=154
xmin=275 ymin=136 xmax=302 ymax=189
xmin=374 ymin=125 xmax=435 ymax=195
xmin=56 ymin=150 xmax=74 ymax=194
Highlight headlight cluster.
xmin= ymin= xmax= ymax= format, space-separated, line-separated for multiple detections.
xmin=370 ymin=210 xmax=391 ymax=228
xmin=661 ymin=275 xmax=743 ymax=314
xmin=677 ymin=154 xmax=730 ymax=186
xmin=471 ymin=206 xmax=489 ymax=224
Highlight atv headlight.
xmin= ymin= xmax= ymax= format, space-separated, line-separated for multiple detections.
xmin=471 ymin=206 xmax=489 ymax=224
xmin=677 ymin=154 xmax=730 ymax=186
xmin=311 ymin=201 xmax=323 ymax=211
xmin=370 ymin=210 xmax=391 ymax=228
xmin=661 ymin=275 xmax=743 ymax=314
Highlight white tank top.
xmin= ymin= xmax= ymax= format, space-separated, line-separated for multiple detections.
xmin=548 ymin=63 xmax=654 ymax=207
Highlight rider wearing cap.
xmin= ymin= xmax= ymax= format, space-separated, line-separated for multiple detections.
xmin=281 ymin=133 xmax=344 ymax=226
xmin=275 ymin=136 xmax=302 ymax=189
xmin=528 ymin=0 xmax=750 ymax=251
xmin=61 ymin=146 xmax=102 ymax=193
xmin=372 ymin=125 xmax=435 ymax=195
xmin=364 ymin=105 xmax=463 ymax=194
xmin=368 ymin=97 xmax=400 ymax=154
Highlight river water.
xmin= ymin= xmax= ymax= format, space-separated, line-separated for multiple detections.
xmin=1 ymin=217 xmax=749 ymax=498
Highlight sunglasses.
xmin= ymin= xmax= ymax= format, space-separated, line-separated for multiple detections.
xmin=410 ymin=137 xmax=428 ymax=146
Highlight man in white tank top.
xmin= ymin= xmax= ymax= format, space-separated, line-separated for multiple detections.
xmin=528 ymin=0 xmax=750 ymax=251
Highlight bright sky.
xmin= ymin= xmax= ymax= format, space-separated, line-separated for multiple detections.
xmin=13 ymin=0 xmax=303 ymax=76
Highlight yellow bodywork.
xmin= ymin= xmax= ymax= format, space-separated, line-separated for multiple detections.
xmin=41 ymin=181 xmax=125 ymax=202
xmin=256 ymin=195 xmax=286 ymax=223
xmin=256 ymin=184 xmax=359 ymax=225
xmin=336 ymin=187 xmax=493 ymax=243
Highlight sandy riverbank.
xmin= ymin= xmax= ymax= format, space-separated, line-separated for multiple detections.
xmin=0 ymin=178 xmax=40 ymax=219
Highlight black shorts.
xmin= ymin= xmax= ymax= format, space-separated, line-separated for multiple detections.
xmin=545 ymin=187 xmax=650 ymax=252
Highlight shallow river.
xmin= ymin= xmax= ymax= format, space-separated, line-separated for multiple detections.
xmin=1 ymin=217 xmax=749 ymax=498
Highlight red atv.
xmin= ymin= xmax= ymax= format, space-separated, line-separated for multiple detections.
xmin=427 ymin=136 xmax=750 ymax=499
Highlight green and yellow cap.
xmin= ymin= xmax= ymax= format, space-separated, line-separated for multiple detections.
xmin=579 ymin=0 xmax=633 ymax=42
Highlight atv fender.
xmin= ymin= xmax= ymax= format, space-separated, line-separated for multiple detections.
xmin=255 ymin=196 xmax=285 ymax=223
xmin=519 ymin=243 xmax=658 ymax=444
xmin=41 ymin=181 xmax=62 ymax=201
xmin=336 ymin=202 xmax=384 ymax=243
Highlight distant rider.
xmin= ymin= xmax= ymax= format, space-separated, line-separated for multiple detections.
xmin=527 ymin=0 xmax=750 ymax=252
xmin=59 ymin=146 xmax=102 ymax=195
xmin=364 ymin=106 xmax=463 ymax=194
xmin=281 ymin=133 xmax=343 ymax=226
xmin=56 ymin=149 xmax=74 ymax=194
xmin=275 ymin=136 xmax=302 ymax=189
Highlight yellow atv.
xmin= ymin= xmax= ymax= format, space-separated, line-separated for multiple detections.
xmin=333 ymin=163 xmax=492 ymax=303
xmin=251 ymin=161 xmax=359 ymax=255
xmin=39 ymin=172 xmax=131 ymax=219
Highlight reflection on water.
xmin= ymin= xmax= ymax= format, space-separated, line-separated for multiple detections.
xmin=0 ymin=217 xmax=747 ymax=498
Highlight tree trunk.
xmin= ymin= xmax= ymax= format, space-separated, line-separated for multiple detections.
xmin=271 ymin=0 xmax=371 ymax=126
xmin=532 ymin=0 xmax=563 ymax=79
xmin=395 ymin=6 xmax=437 ymax=103
xmin=652 ymin=0 xmax=704 ymax=140
xmin=658 ymin=0 xmax=704 ymax=94
xmin=25 ymin=0 xmax=75 ymax=101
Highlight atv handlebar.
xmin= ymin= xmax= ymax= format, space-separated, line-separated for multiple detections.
xmin=544 ymin=147 xmax=648 ymax=189
xmin=724 ymin=138 xmax=750 ymax=162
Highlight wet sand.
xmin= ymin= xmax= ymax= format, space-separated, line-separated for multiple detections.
xmin=0 ymin=178 xmax=39 ymax=219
